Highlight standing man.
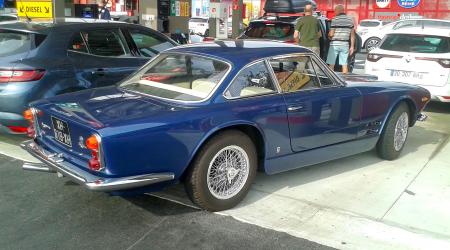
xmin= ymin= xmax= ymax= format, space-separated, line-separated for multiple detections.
xmin=294 ymin=4 xmax=322 ymax=56
xmin=99 ymin=0 xmax=111 ymax=20
xmin=326 ymin=4 xmax=355 ymax=74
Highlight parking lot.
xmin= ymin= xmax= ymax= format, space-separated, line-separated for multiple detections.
xmin=1 ymin=101 xmax=449 ymax=250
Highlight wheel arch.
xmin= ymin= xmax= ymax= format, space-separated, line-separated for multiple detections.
xmin=380 ymin=96 xmax=417 ymax=135
xmin=180 ymin=122 xmax=266 ymax=181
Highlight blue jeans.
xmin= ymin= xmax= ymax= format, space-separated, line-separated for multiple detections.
xmin=326 ymin=44 xmax=349 ymax=66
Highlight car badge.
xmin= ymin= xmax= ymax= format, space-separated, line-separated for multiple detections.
xmin=78 ymin=136 xmax=86 ymax=149
xmin=405 ymin=56 xmax=412 ymax=63
xmin=41 ymin=122 xmax=51 ymax=130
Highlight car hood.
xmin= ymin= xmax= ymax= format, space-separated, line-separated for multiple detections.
xmin=32 ymin=86 xmax=191 ymax=129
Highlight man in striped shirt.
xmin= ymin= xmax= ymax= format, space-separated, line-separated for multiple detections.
xmin=326 ymin=5 xmax=356 ymax=74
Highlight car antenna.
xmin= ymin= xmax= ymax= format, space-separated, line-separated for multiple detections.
xmin=19 ymin=0 xmax=32 ymax=22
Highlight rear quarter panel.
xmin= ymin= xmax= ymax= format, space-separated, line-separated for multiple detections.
xmin=99 ymin=94 xmax=290 ymax=179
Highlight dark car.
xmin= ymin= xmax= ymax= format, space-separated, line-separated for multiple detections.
xmin=0 ymin=19 xmax=177 ymax=134
xmin=238 ymin=14 xmax=362 ymax=72
xmin=0 ymin=14 xmax=18 ymax=23
xmin=21 ymin=41 xmax=430 ymax=211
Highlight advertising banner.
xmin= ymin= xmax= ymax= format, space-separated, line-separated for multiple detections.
xmin=397 ymin=0 xmax=421 ymax=9
xmin=17 ymin=1 xmax=53 ymax=18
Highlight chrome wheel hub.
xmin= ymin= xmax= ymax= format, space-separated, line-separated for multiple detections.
xmin=207 ymin=145 xmax=250 ymax=200
xmin=394 ymin=112 xmax=409 ymax=151
xmin=367 ymin=39 xmax=379 ymax=51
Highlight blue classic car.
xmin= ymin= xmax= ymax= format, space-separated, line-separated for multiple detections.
xmin=21 ymin=41 xmax=430 ymax=211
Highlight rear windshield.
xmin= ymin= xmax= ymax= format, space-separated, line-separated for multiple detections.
xmin=380 ymin=34 xmax=450 ymax=53
xmin=244 ymin=22 xmax=294 ymax=39
xmin=360 ymin=21 xmax=380 ymax=27
xmin=0 ymin=30 xmax=32 ymax=57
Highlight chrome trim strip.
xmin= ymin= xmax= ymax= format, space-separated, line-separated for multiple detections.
xmin=20 ymin=140 xmax=175 ymax=192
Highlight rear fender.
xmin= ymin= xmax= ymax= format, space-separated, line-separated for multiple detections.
xmin=181 ymin=120 xmax=267 ymax=177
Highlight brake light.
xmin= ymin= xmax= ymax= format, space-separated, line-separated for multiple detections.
xmin=415 ymin=57 xmax=450 ymax=68
xmin=0 ymin=70 xmax=45 ymax=83
xmin=86 ymin=134 xmax=103 ymax=171
xmin=367 ymin=53 xmax=402 ymax=62
xmin=7 ymin=126 xmax=29 ymax=133
xmin=285 ymin=39 xmax=296 ymax=44
xmin=202 ymin=37 xmax=215 ymax=42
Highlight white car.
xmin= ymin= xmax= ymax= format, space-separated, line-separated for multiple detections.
xmin=365 ymin=27 xmax=450 ymax=102
xmin=189 ymin=17 xmax=209 ymax=36
xmin=357 ymin=19 xmax=384 ymax=35
xmin=362 ymin=18 xmax=450 ymax=52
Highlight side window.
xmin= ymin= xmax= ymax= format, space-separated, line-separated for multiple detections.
xmin=81 ymin=29 xmax=129 ymax=57
xmin=224 ymin=61 xmax=276 ymax=98
xmin=311 ymin=58 xmax=335 ymax=86
xmin=269 ymin=56 xmax=320 ymax=92
xmin=68 ymin=32 xmax=88 ymax=53
xmin=129 ymin=29 xmax=173 ymax=57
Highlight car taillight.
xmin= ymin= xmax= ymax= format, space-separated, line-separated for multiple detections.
xmin=23 ymin=108 xmax=36 ymax=137
xmin=0 ymin=69 xmax=45 ymax=83
xmin=415 ymin=57 xmax=450 ymax=68
xmin=7 ymin=126 xmax=29 ymax=133
xmin=367 ymin=53 xmax=402 ymax=62
xmin=202 ymin=37 xmax=215 ymax=42
xmin=284 ymin=39 xmax=296 ymax=44
xmin=86 ymin=134 xmax=103 ymax=172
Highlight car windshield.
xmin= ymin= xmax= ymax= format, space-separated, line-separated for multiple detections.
xmin=0 ymin=30 xmax=32 ymax=57
xmin=380 ymin=34 xmax=450 ymax=53
xmin=360 ymin=21 xmax=380 ymax=27
xmin=243 ymin=22 xmax=294 ymax=40
xmin=120 ymin=53 xmax=230 ymax=102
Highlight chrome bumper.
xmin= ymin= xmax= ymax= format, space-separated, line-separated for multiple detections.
xmin=20 ymin=140 xmax=175 ymax=192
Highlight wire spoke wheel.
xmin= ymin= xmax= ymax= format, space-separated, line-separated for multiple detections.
xmin=394 ymin=112 xmax=409 ymax=151
xmin=207 ymin=145 xmax=250 ymax=200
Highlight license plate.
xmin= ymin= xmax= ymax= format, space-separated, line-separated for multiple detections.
xmin=390 ymin=70 xmax=424 ymax=80
xmin=51 ymin=116 xmax=72 ymax=147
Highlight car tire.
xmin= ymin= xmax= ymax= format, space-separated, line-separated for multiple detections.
xmin=365 ymin=37 xmax=381 ymax=52
xmin=377 ymin=103 xmax=410 ymax=160
xmin=185 ymin=130 xmax=257 ymax=211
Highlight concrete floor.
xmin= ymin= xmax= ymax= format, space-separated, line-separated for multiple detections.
xmin=1 ymin=102 xmax=449 ymax=250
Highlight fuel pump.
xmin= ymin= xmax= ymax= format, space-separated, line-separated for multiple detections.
xmin=209 ymin=2 xmax=228 ymax=39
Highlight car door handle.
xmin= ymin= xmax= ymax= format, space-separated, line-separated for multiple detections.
xmin=287 ymin=105 xmax=305 ymax=112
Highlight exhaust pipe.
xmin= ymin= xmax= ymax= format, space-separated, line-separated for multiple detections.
xmin=23 ymin=162 xmax=56 ymax=173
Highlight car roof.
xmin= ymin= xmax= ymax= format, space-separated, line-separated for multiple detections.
xmin=387 ymin=27 xmax=450 ymax=37
xmin=166 ymin=40 xmax=308 ymax=66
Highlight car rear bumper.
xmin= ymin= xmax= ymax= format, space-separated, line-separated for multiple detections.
xmin=20 ymin=140 xmax=175 ymax=192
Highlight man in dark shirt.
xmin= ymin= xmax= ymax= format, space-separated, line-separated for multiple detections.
xmin=294 ymin=4 xmax=322 ymax=55
xmin=326 ymin=4 xmax=355 ymax=74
